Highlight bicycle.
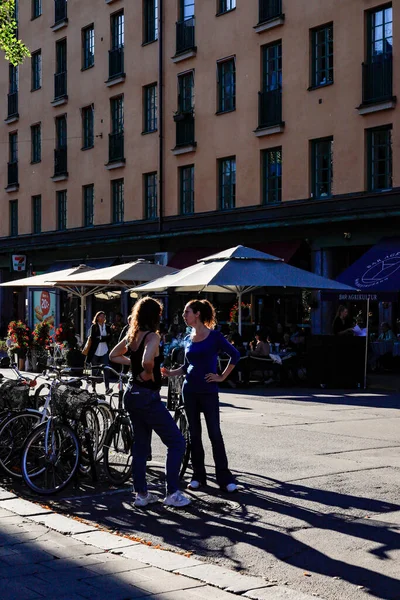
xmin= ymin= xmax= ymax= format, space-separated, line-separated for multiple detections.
xmin=21 ymin=373 xmax=101 ymax=495
xmin=168 ymin=375 xmax=191 ymax=480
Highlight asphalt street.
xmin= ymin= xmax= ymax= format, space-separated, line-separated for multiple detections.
xmin=1 ymin=378 xmax=400 ymax=600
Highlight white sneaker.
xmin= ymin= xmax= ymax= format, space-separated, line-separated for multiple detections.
xmin=164 ymin=490 xmax=191 ymax=508
xmin=134 ymin=492 xmax=158 ymax=507
xmin=226 ymin=483 xmax=238 ymax=493
xmin=187 ymin=480 xmax=202 ymax=490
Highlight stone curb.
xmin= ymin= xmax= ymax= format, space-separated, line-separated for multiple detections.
xmin=0 ymin=487 xmax=319 ymax=600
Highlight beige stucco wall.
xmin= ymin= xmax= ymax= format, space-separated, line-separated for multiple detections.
xmin=0 ymin=0 xmax=398 ymax=237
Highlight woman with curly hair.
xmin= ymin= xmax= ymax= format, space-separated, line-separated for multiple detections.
xmin=162 ymin=299 xmax=240 ymax=493
xmin=109 ymin=297 xmax=190 ymax=508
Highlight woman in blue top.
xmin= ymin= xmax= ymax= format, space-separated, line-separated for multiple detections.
xmin=162 ymin=299 xmax=240 ymax=492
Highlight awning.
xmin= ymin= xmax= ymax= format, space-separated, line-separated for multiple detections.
xmin=337 ymin=237 xmax=400 ymax=293
xmin=168 ymin=241 xmax=301 ymax=270
xmin=46 ymin=258 xmax=115 ymax=273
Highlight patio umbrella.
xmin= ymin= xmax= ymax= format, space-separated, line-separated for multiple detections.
xmin=133 ymin=246 xmax=357 ymax=333
xmin=51 ymin=260 xmax=177 ymax=339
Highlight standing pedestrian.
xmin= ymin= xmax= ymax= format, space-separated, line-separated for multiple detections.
xmin=162 ymin=299 xmax=240 ymax=492
xmin=109 ymin=297 xmax=190 ymax=508
xmin=87 ymin=311 xmax=112 ymax=394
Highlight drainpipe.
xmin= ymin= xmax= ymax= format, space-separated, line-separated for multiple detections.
xmin=158 ymin=0 xmax=164 ymax=238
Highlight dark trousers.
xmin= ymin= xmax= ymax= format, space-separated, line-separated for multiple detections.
xmin=124 ymin=384 xmax=185 ymax=495
xmin=91 ymin=353 xmax=110 ymax=389
xmin=183 ymin=389 xmax=234 ymax=488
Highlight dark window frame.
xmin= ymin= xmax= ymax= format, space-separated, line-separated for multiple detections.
xmin=178 ymin=70 xmax=194 ymax=112
xmin=32 ymin=0 xmax=42 ymax=19
xmin=310 ymin=23 xmax=333 ymax=89
xmin=9 ymin=131 xmax=18 ymax=163
xmin=9 ymin=200 xmax=18 ymax=237
xmin=31 ymin=49 xmax=41 ymax=91
xmin=144 ymin=172 xmax=158 ymax=219
xmin=218 ymin=156 xmax=236 ymax=210
xmin=31 ymin=123 xmax=41 ymax=163
xmin=367 ymin=125 xmax=392 ymax=192
xmin=368 ymin=4 xmax=392 ymax=62
xmin=262 ymin=147 xmax=282 ymax=205
xmin=57 ymin=190 xmax=67 ymax=231
xmin=217 ymin=57 xmax=236 ymax=113
xmin=83 ymin=184 xmax=94 ymax=227
xmin=143 ymin=0 xmax=158 ymax=44
xmin=32 ymin=195 xmax=42 ymax=234
xmin=143 ymin=83 xmax=157 ymax=132
xmin=217 ymin=0 xmax=236 ymax=15
xmin=311 ymin=136 xmax=333 ymax=199
xmin=180 ymin=164 xmax=195 ymax=214
xmin=82 ymin=24 xmax=95 ymax=70
xmin=82 ymin=104 xmax=94 ymax=150
xmin=111 ymin=178 xmax=124 ymax=223
xmin=9 ymin=64 xmax=18 ymax=93
xmin=111 ymin=10 xmax=124 ymax=49
xmin=179 ymin=0 xmax=195 ymax=21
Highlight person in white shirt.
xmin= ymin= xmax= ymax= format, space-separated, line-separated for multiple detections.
xmin=86 ymin=311 xmax=112 ymax=393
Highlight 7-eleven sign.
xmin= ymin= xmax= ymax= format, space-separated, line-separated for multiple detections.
xmin=12 ymin=255 xmax=27 ymax=272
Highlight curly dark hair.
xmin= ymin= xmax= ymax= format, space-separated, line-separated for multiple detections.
xmin=127 ymin=297 xmax=163 ymax=344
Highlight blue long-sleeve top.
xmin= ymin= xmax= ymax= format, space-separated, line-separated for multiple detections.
xmin=181 ymin=330 xmax=240 ymax=394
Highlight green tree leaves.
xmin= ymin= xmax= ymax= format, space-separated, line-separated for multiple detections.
xmin=0 ymin=0 xmax=30 ymax=65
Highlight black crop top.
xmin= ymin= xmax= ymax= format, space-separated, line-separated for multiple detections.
xmin=129 ymin=331 xmax=162 ymax=390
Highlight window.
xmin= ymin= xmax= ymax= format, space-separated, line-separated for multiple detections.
xmin=178 ymin=71 xmax=194 ymax=112
xmin=31 ymin=123 xmax=41 ymax=163
xmin=143 ymin=0 xmax=158 ymax=43
xmin=219 ymin=157 xmax=236 ymax=210
xmin=368 ymin=126 xmax=392 ymax=191
xmin=180 ymin=0 xmax=195 ymax=20
xmin=311 ymin=137 xmax=333 ymax=199
xmin=311 ymin=24 xmax=333 ymax=87
xmin=55 ymin=39 xmax=67 ymax=98
xmin=262 ymin=148 xmax=282 ymax=204
xmin=82 ymin=24 xmax=95 ymax=69
xmin=9 ymin=132 xmax=18 ymax=163
xmin=262 ymin=41 xmax=282 ymax=92
xmin=180 ymin=165 xmax=194 ymax=214
xmin=32 ymin=0 xmax=42 ymax=19
xmin=57 ymin=190 xmax=67 ymax=231
xmin=369 ymin=5 xmax=392 ymax=61
xmin=144 ymin=173 xmax=158 ymax=219
xmin=111 ymin=96 xmax=124 ymax=133
xmin=32 ymin=195 xmax=41 ymax=234
xmin=83 ymin=184 xmax=94 ymax=227
xmin=9 ymin=200 xmax=18 ymax=237
xmin=82 ymin=105 xmax=94 ymax=149
xmin=144 ymin=84 xmax=157 ymax=132
xmin=111 ymin=11 xmax=124 ymax=49
xmin=112 ymin=179 xmax=124 ymax=223
xmin=217 ymin=58 xmax=236 ymax=113
xmin=218 ymin=0 xmax=236 ymax=14
xmin=9 ymin=64 xmax=18 ymax=93
xmin=31 ymin=50 xmax=41 ymax=91
xmin=56 ymin=115 xmax=67 ymax=149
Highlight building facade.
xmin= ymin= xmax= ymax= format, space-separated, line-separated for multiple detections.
xmin=0 ymin=0 xmax=398 ymax=331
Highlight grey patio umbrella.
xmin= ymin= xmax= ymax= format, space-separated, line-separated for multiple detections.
xmin=133 ymin=246 xmax=357 ymax=333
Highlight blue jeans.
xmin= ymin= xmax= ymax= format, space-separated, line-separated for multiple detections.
xmin=182 ymin=389 xmax=234 ymax=488
xmin=124 ymin=384 xmax=185 ymax=495
xmin=91 ymin=353 xmax=110 ymax=389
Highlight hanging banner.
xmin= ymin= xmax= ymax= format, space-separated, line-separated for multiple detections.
xmin=32 ymin=289 xmax=57 ymax=333
xmin=12 ymin=255 xmax=27 ymax=271
xmin=321 ymin=291 xmax=398 ymax=302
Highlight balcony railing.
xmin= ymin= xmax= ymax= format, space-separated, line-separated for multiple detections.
xmin=258 ymin=89 xmax=282 ymax=128
xmin=54 ymin=148 xmax=67 ymax=176
xmin=176 ymin=17 xmax=195 ymax=55
xmin=109 ymin=131 xmax=124 ymax=162
xmin=109 ymin=47 xmax=124 ymax=79
xmin=54 ymin=71 xmax=67 ymax=99
xmin=175 ymin=112 xmax=195 ymax=147
xmin=362 ymin=55 xmax=393 ymax=105
xmin=259 ymin=0 xmax=282 ymax=23
xmin=54 ymin=0 xmax=67 ymax=23
xmin=7 ymin=161 xmax=18 ymax=186
xmin=7 ymin=92 xmax=18 ymax=118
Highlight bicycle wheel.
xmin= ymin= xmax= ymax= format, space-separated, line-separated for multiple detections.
xmin=92 ymin=400 xmax=114 ymax=459
xmin=103 ymin=415 xmax=133 ymax=485
xmin=22 ymin=420 xmax=80 ymax=495
xmin=0 ymin=410 xmax=42 ymax=478
xmin=76 ymin=406 xmax=100 ymax=475
xmin=174 ymin=407 xmax=191 ymax=480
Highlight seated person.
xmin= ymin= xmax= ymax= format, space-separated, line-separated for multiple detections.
xmin=239 ymin=330 xmax=279 ymax=384
xmin=378 ymin=322 xmax=396 ymax=342
xmin=249 ymin=330 xmax=271 ymax=357
xmin=281 ymin=332 xmax=294 ymax=352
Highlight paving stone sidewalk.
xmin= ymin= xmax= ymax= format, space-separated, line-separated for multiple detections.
xmin=0 ymin=487 xmax=319 ymax=600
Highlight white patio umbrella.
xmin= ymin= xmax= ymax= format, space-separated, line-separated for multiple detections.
xmin=133 ymin=246 xmax=357 ymax=333
xmin=52 ymin=260 xmax=177 ymax=339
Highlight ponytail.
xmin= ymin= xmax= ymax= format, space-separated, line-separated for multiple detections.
xmin=187 ymin=299 xmax=217 ymax=329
